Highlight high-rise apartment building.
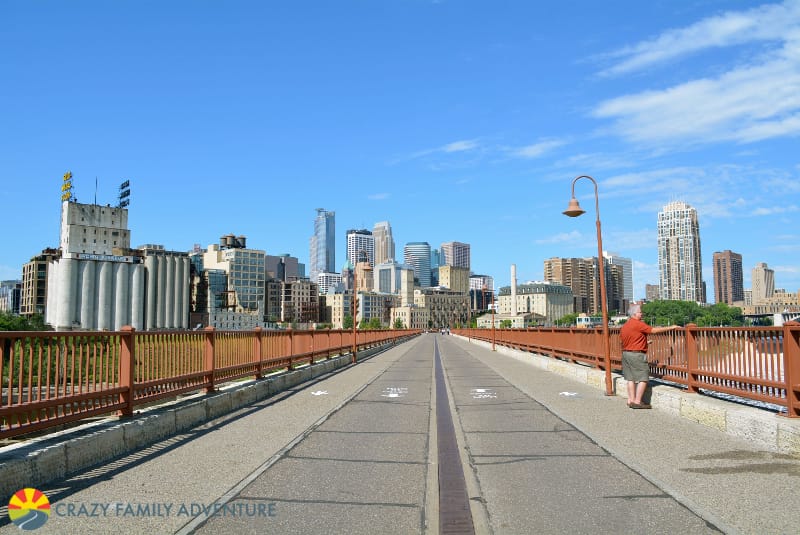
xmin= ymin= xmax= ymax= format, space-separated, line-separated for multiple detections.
xmin=603 ymin=251 xmax=633 ymax=302
xmin=372 ymin=221 xmax=395 ymax=265
xmin=404 ymin=242 xmax=432 ymax=288
xmin=346 ymin=229 xmax=374 ymax=267
xmin=441 ymin=241 xmax=470 ymax=270
xmin=645 ymin=284 xmax=660 ymax=302
xmin=657 ymin=201 xmax=705 ymax=303
xmin=21 ymin=249 xmax=58 ymax=317
xmin=544 ymin=256 xmax=622 ymax=314
xmin=713 ymin=250 xmax=744 ymax=304
xmin=309 ymin=208 xmax=335 ymax=282
xmin=751 ymin=262 xmax=775 ymax=304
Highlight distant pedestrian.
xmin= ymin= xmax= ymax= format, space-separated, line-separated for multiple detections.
xmin=620 ymin=304 xmax=678 ymax=409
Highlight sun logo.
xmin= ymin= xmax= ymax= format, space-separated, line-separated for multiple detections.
xmin=8 ymin=488 xmax=50 ymax=531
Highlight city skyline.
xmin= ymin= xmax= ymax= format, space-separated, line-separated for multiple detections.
xmin=2 ymin=1 xmax=799 ymax=300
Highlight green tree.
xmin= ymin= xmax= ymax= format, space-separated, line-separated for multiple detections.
xmin=641 ymin=300 xmax=744 ymax=327
xmin=393 ymin=318 xmax=405 ymax=329
xmin=499 ymin=319 xmax=513 ymax=328
xmin=556 ymin=313 xmax=579 ymax=327
xmin=367 ymin=317 xmax=382 ymax=330
xmin=0 ymin=313 xmax=50 ymax=331
xmin=343 ymin=315 xmax=354 ymax=329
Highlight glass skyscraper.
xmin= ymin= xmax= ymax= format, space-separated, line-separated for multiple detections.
xmin=404 ymin=242 xmax=432 ymax=288
xmin=309 ymin=208 xmax=335 ymax=283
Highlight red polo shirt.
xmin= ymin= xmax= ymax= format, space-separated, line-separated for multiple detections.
xmin=620 ymin=317 xmax=652 ymax=352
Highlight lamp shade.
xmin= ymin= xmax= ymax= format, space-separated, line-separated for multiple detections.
xmin=562 ymin=198 xmax=586 ymax=217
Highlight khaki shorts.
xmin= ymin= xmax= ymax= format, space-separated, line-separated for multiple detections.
xmin=622 ymin=351 xmax=650 ymax=383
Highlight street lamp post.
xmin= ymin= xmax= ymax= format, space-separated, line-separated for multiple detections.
xmin=490 ymin=287 xmax=496 ymax=351
xmin=352 ymin=273 xmax=358 ymax=364
xmin=482 ymin=284 xmax=496 ymax=350
xmin=563 ymin=175 xmax=613 ymax=396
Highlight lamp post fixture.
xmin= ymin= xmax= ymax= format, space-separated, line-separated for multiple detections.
xmin=563 ymin=175 xmax=613 ymax=396
xmin=489 ymin=286 xmax=496 ymax=351
xmin=352 ymin=273 xmax=358 ymax=364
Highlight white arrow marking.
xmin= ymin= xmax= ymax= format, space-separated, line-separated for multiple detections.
xmin=311 ymin=390 xmax=328 ymax=396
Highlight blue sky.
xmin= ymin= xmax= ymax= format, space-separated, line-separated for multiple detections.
xmin=2 ymin=0 xmax=799 ymax=301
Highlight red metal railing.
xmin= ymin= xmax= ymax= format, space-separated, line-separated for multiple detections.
xmin=456 ymin=322 xmax=800 ymax=417
xmin=0 ymin=327 xmax=419 ymax=439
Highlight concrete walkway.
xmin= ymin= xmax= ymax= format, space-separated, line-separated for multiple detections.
xmin=1 ymin=334 xmax=798 ymax=534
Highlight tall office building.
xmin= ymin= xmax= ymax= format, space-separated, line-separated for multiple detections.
xmin=265 ymin=254 xmax=303 ymax=282
xmin=372 ymin=221 xmax=395 ymax=265
xmin=373 ymin=260 xmax=412 ymax=294
xmin=438 ymin=265 xmax=470 ymax=294
xmin=441 ymin=241 xmax=470 ymax=270
xmin=657 ymin=201 xmax=705 ymax=303
xmin=404 ymin=242 xmax=432 ymax=288
xmin=309 ymin=208 xmax=335 ymax=283
xmin=603 ymin=251 xmax=633 ymax=302
xmin=202 ymin=236 xmax=265 ymax=313
xmin=751 ymin=262 xmax=775 ymax=304
xmin=346 ymin=229 xmax=374 ymax=267
xmin=0 ymin=280 xmax=22 ymax=314
xmin=713 ymin=250 xmax=744 ymax=305
xmin=430 ymin=248 xmax=441 ymax=287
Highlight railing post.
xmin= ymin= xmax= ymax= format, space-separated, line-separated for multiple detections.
xmin=685 ymin=323 xmax=699 ymax=394
xmin=781 ymin=321 xmax=800 ymax=417
xmin=118 ymin=326 xmax=135 ymax=417
xmin=204 ymin=326 xmax=216 ymax=393
xmin=253 ymin=327 xmax=263 ymax=379
xmin=327 ymin=329 xmax=332 ymax=359
xmin=289 ymin=328 xmax=295 ymax=369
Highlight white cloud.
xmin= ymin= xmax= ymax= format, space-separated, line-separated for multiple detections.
xmin=594 ymin=55 xmax=800 ymax=146
xmin=535 ymin=230 xmax=582 ymax=244
xmin=554 ymin=152 xmax=635 ymax=171
xmin=368 ymin=193 xmax=389 ymax=201
xmin=606 ymin=229 xmax=656 ymax=250
xmin=512 ymin=139 xmax=566 ymax=159
xmin=593 ymin=1 xmax=800 ymax=147
xmin=394 ymin=139 xmax=482 ymax=164
xmin=600 ymin=1 xmax=800 ymax=76
xmin=443 ymin=140 xmax=479 ymax=153
xmin=752 ymin=205 xmax=799 ymax=216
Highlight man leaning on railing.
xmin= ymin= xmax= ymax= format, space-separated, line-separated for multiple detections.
xmin=621 ymin=304 xmax=679 ymax=409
